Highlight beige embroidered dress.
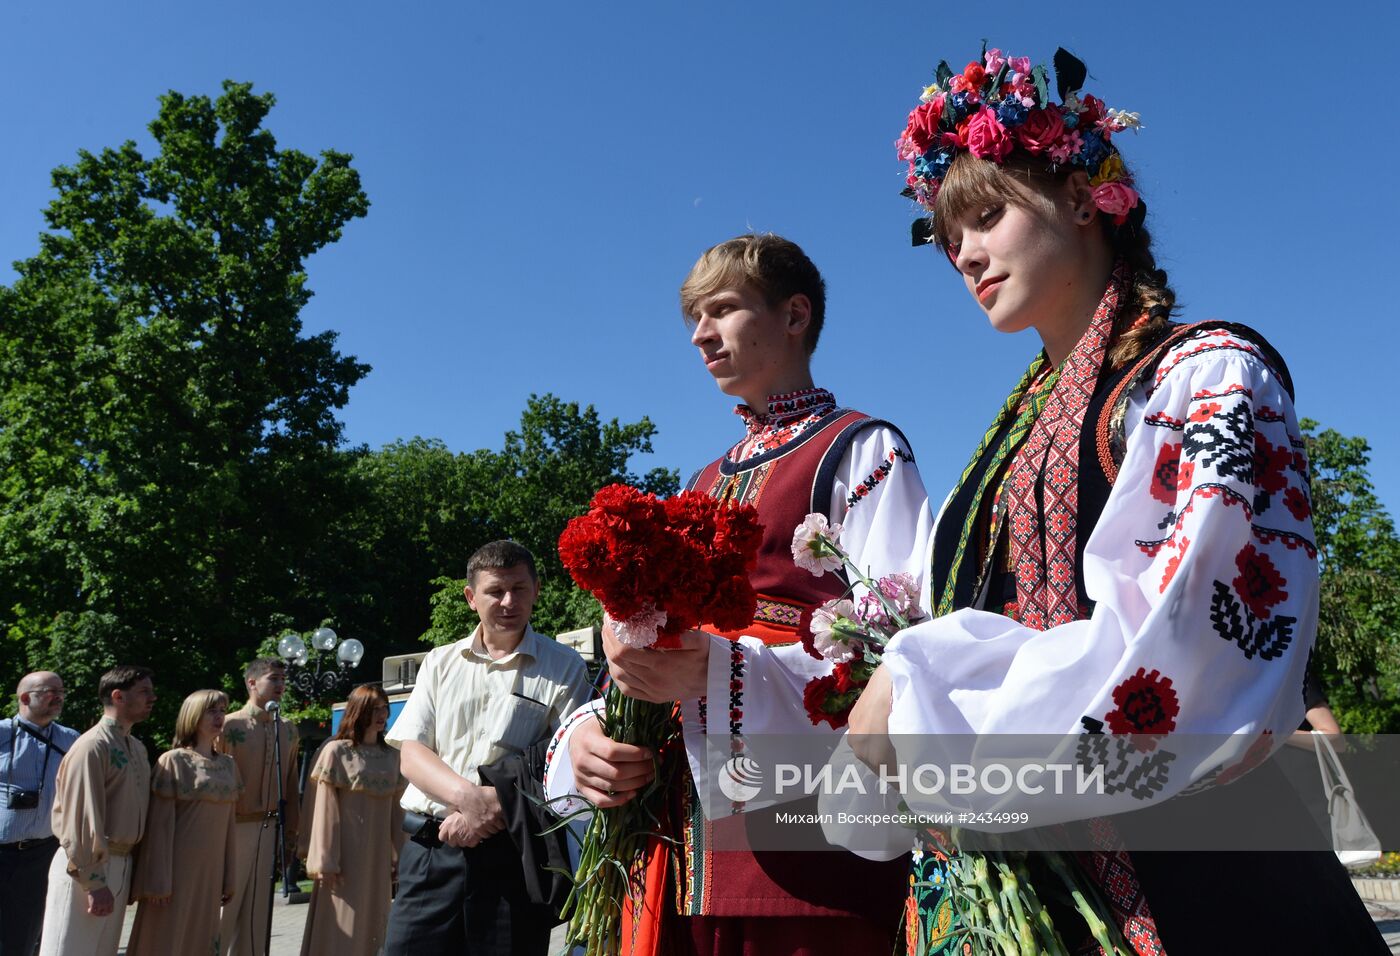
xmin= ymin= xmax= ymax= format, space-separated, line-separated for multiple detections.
xmin=297 ymin=740 xmax=405 ymax=956
xmin=127 ymin=748 xmax=242 ymax=956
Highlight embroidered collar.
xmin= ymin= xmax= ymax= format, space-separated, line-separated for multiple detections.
xmin=732 ymin=387 xmax=836 ymax=462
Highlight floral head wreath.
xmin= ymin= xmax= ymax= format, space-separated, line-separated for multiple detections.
xmin=898 ymin=46 xmax=1144 ymax=246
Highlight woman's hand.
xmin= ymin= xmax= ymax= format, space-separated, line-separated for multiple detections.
xmin=848 ymin=664 xmax=898 ymax=775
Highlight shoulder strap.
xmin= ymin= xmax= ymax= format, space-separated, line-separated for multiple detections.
xmin=1095 ymin=321 xmax=1294 ymax=484
xmin=810 ymin=415 xmax=913 ymax=519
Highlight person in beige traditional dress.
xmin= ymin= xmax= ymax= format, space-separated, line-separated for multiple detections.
xmin=127 ymin=689 xmax=242 ymax=955
xmin=219 ymin=658 xmax=300 ymax=956
xmin=298 ymin=683 xmax=406 ymax=956
xmin=38 ymin=665 xmax=156 ymax=956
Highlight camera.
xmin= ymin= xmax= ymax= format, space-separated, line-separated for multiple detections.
xmin=5 ymin=788 xmax=40 ymax=810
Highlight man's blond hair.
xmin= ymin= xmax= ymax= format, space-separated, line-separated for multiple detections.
xmin=679 ymin=233 xmax=826 ymax=353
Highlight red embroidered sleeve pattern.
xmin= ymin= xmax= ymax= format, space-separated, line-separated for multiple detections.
xmin=1135 ymin=344 xmax=1317 ymax=646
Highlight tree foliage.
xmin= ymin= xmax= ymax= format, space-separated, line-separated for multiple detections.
xmin=0 ymin=81 xmax=369 ymax=732
xmin=1302 ymin=419 xmax=1400 ymax=732
xmin=416 ymin=395 xmax=678 ymax=646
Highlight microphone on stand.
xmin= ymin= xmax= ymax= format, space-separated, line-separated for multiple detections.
xmin=267 ymin=695 xmax=294 ymax=929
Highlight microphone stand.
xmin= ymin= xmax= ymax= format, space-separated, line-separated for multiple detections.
xmin=269 ymin=701 xmax=296 ymax=924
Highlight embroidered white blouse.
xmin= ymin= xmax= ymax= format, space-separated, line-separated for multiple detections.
xmin=835 ymin=328 xmax=1317 ymax=841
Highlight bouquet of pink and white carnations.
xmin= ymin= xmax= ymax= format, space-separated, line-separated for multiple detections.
xmin=789 ymin=513 xmax=925 ymax=729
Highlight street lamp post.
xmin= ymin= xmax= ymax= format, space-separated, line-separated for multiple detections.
xmin=271 ymin=626 xmax=366 ymax=903
xmin=276 ymin=627 xmax=366 ymax=699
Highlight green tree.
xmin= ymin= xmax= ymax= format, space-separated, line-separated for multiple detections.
xmin=0 ymin=81 xmax=369 ymax=734
xmin=419 ymin=394 xmax=678 ymax=646
xmin=1302 ymin=419 xmax=1400 ymax=732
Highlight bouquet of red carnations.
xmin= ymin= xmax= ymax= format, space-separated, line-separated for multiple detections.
xmin=556 ymin=484 xmax=762 ymax=955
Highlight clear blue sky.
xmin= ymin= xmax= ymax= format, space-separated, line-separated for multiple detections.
xmin=4 ymin=3 xmax=1399 ymax=513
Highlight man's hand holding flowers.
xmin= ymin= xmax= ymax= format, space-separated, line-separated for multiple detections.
xmin=601 ymin=619 xmax=711 ymax=703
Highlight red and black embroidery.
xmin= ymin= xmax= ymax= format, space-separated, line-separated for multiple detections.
xmin=733 ymin=387 xmax=837 ymax=460
xmin=1181 ymin=388 xmax=1254 ymax=483
xmin=728 ymin=643 xmax=745 ymax=740
xmin=1104 ymin=668 xmax=1180 ymax=746
xmin=727 ymin=643 xmax=746 ymax=809
xmin=1284 ymin=485 xmax=1312 ymax=521
xmin=1148 ymin=442 xmax=1192 ymax=505
xmin=1150 ymin=331 xmax=1268 ymax=392
xmin=844 ymin=445 xmax=915 ymax=509
xmin=1210 ymin=545 xmax=1297 ymax=661
xmin=1253 ymin=431 xmax=1292 ymax=514
xmin=1077 ymin=716 xmax=1176 ymax=799
xmin=1232 ymin=544 xmax=1289 ymax=618
xmin=1159 ymin=536 xmax=1189 ymax=593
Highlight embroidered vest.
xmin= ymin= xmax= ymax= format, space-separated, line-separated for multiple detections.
xmin=686 ymin=408 xmax=911 ymax=645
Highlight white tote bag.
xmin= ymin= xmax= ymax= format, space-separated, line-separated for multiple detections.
xmin=1313 ymin=730 xmax=1382 ymax=868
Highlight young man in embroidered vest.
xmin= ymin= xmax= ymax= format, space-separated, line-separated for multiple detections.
xmin=38 ymin=665 xmax=155 ymax=956
xmin=544 ymin=233 xmax=934 ymax=953
xmin=218 ymin=658 xmax=300 ymax=956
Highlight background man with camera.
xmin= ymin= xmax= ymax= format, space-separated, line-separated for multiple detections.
xmin=0 ymin=672 xmax=79 ymax=956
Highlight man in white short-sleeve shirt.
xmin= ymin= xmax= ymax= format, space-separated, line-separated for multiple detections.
xmin=383 ymin=540 xmax=589 ymax=956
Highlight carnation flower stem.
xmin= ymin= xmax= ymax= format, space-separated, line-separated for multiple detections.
xmin=817 ymin=532 xmax=913 ymax=631
xmin=560 ymin=688 xmax=681 ymax=956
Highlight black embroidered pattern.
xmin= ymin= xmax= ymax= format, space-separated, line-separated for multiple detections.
xmin=728 ymin=643 xmax=746 ymax=810
xmin=728 ymin=643 xmax=744 ymax=738
xmin=1135 ymin=483 xmax=1253 ymax=554
xmin=1182 ymin=394 xmax=1254 ymax=482
xmin=1209 ymin=581 xmax=1296 ymax=661
xmin=1077 ymin=716 xmax=1176 ymax=800
xmin=845 ymin=446 xmax=915 ymax=509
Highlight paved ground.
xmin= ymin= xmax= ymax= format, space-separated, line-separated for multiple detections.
xmin=118 ymin=896 xmax=574 ymax=955
xmin=112 ymin=886 xmax=1400 ymax=955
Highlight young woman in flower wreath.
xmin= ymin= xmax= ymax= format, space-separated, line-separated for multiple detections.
xmin=843 ymin=47 xmax=1388 ymax=954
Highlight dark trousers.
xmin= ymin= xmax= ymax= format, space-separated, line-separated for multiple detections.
xmin=384 ymin=831 xmax=554 ymax=956
xmin=0 ymin=836 xmax=58 ymax=956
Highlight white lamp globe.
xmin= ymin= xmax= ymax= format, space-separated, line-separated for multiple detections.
xmin=311 ymin=627 xmax=339 ymax=651
xmin=277 ymin=633 xmax=307 ymax=661
xmin=336 ymin=638 xmax=365 ymax=667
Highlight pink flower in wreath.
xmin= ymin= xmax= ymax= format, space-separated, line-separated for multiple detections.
xmin=984 ymin=48 xmax=1006 ymax=74
xmin=965 ymin=107 xmax=1013 ymax=161
xmin=1008 ymin=55 xmax=1032 ymax=76
xmin=1092 ymin=182 xmax=1139 ymax=225
xmin=1047 ymin=129 xmax=1083 ymax=164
